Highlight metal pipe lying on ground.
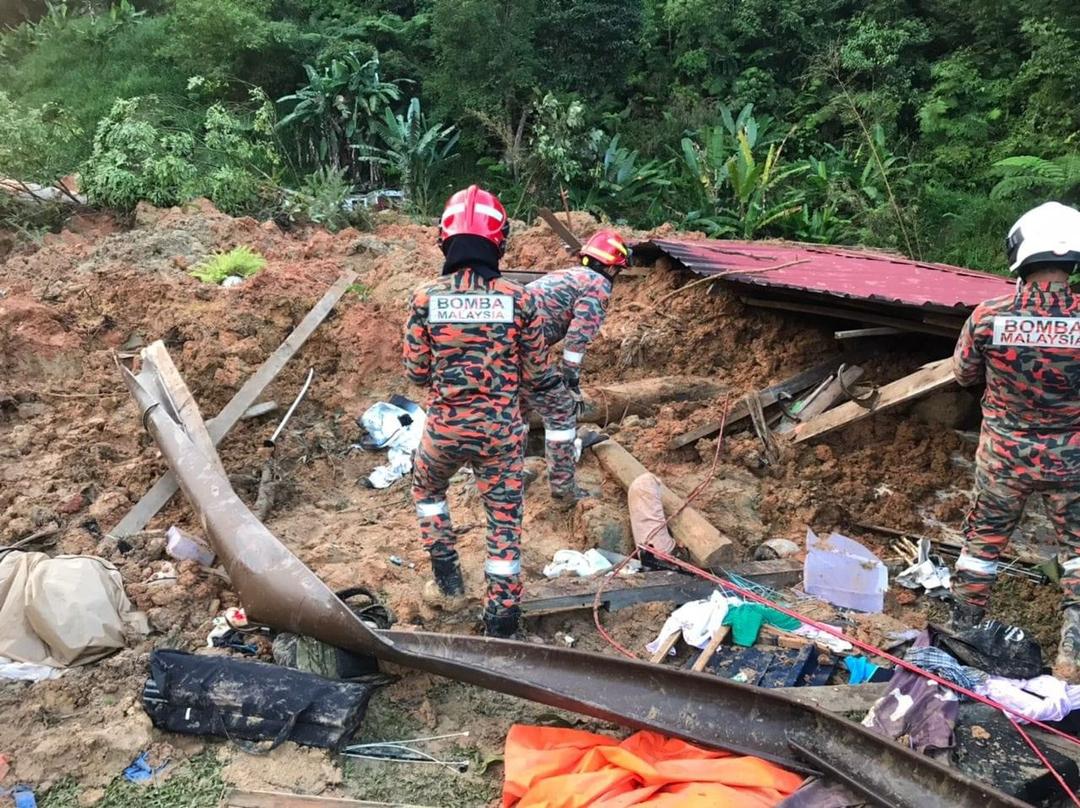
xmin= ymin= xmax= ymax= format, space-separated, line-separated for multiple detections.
xmin=117 ymin=348 xmax=1028 ymax=808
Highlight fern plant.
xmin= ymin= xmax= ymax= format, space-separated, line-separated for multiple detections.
xmin=990 ymin=155 xmax=1080 ymax=201
xmin=190 ymin=246 xmax=266 ymax=284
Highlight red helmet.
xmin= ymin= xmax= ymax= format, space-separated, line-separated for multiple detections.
xmin=438 ymin=185 xmax=509 ymax=252
xmin=580 ymin=229 xmax=631 ymax=268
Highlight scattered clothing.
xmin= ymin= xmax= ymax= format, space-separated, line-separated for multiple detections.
xmin=723 ymin=604 xmax=801 ymax=647
xmin=904 ymin=646 xmax=986 ymax=692
xmin=628 ymin=473 xmax=676 ymax=554
xmin=803 ymin=529 xmax=887 ymax=613
xmin=0 ymin=552 xmax=148 ymax=668
xmin=647 ymin=592 xmax=740 ymax=655
xmin=502 ymin=724 xmax=804 ymax=808
xmin=843 ymin=656 xmax=880 ymax=685
xmin=977 ymin=674 xmax=1080 ymax=724
xmin=123 ymin=751 xmax=169 ymax=783
xmin=952 ymin=281 xmax=1080 ymax=608
xmin=358 ymin=399 xmax=426 ymax=489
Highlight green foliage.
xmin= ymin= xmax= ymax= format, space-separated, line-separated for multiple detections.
xmin=277 ymin=53 xmax=402 ymax=180
xmin=361 ymin=97 xmax=458 ymax=215
xmin=190 ymin=245 xmax=267 ymax=283
xmin=991 ymin=155 xmax=1080 ymax=203
xmin=0 ymin=90 xmax=82 ymax=186
xmin=283 ymin=166 xmax=367 ymax=232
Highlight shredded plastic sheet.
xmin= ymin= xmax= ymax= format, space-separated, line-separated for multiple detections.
xmin=0 ymin=656 xmax=63 ymax=682
xmin=803 ymin=529 xmax=887 ymax=612
xmin=978 ymin=675 xmax=1080 ymax=724
xmin=502 ymin=724 xmax=804 ymax=808
xmin=542 ymin=549 xmax=638 ymax=579
xmin=358 ymin=399 xmax=426 ymax=489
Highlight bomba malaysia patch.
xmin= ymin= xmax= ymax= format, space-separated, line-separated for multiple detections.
xmin=992 ymin=316 xmax=1080 ymax=348
xmin=429 ymin=293 xmax=515 ymax=324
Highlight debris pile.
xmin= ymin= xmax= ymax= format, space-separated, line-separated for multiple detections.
xmin=0 ymin=199 xmax=1077 ymax=806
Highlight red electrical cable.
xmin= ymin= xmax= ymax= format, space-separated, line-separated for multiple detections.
xmin=1011 ymin=716 xmax=1080 ymax=807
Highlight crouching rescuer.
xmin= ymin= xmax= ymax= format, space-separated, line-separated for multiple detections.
xmin=525 ymin=229 xmax=631 ymax=504
xmin=403 ymin=185 xmax=558 ymax=639
xmin=951 ymin=201 xmax=1080 ymax=680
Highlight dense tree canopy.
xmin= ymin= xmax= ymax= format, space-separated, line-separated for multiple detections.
xmin=2 ymin=0 xmax=1078 ymax=269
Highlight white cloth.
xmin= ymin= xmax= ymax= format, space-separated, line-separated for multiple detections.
xmin=645 ymin=592 xmax=742 ymax=655
xmin=0 ymin=655 xmax=63 ymax=682
xmin=360 ymin=401 xmax=426 ymax=488
xmin=542 ymin=549 xmax=634 ymax=579
xmin=978 ymin=674 xmax=1080 ymax=724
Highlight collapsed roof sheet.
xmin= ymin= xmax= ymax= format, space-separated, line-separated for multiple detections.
xmin=636 ymin=238 xmax=1014 ymax=315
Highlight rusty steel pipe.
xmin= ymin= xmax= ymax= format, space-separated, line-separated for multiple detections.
xmin=119 ymin=359 xmax=1027 ymax=808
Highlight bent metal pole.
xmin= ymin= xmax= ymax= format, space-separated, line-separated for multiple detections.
xmin=118 ymin=353 xmax=1027 ymax=808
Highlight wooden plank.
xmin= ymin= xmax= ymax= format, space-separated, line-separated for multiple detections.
xmin=777 ymin=366 xmax=865 ymax=434
xmin=537 ymin=207 xmax=582 ymax=251
xmin=649 ymin=631 xmax=681 ymax=663
xmin=223 ymin=789 xmax=434 ymax=808
xmin=592 ymin=438 xmax=736 ymax=565
xmin=111 ymin=271 xmax=358 ymax=537
xmin=520 ymin=559 xmax=803 ymax=617
xmin=792 ymin=358 xmax=955 ymax=444
xmin=771 ymin=682 xmax=890 ymax=713
xmin=740 ymin=296 xmax=960 ymax=337
xmin=835 ymin=326 xmax=903 ymax=339
xmin=692 ymin=626 xmax=729 ymax=672
xmin=669 ymin=359 xmax=840 ymax=450
xmin=745 ymin=391 xmax=778 ymax=463
xmin=142 ymin=341 xmax=227 ymax=478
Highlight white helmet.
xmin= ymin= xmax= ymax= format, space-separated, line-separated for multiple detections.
xmin=1006 ymin=201 xmax=1080 ymax=274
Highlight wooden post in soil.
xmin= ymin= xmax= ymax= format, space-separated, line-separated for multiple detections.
xmin=591 ymin=438 xmax=736 ymax=566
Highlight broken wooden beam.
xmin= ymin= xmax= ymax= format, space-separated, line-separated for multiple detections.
xmin=528 ymin=375 xmax=725 ymax=428
xmin=592 ymin=438 xmax=735 ymax=565
xmin=111 ymin=270 xmax=357 ymax=537
xmin=537 ymin=207 xmax=582 ymax=251
xmin=777 ymin=365 xmax=865 ymax=434
xmin=669 ymin=358 xmax=840 ymax=450
xmin=857 ymin=523 xmax=1051 ymax=567
xmin=740 ymin=296 xmax=962 ymax=337
xmin=792 ymin=358 xmax=955 ymax=443
xmin=223 ymin=790 xmax=435 ymax=808
xmin=520 ymin=560 xmax=803 ymax=617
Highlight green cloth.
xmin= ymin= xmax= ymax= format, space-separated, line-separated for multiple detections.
xmin=722 ymin=603 xmax=801 ymax=647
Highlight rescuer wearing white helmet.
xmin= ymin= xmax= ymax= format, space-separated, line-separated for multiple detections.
xmin=951 ymin=201 xmax=1080 ymax=680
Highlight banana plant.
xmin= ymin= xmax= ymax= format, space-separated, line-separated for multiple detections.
xmin=360 ymin=97 xmax=459 ymax=215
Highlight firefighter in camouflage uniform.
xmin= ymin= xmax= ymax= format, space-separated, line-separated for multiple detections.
xmin=525 ymin=229 xmax=631 ymax=503
xmin=951 ymin=201 xmax=1080 ymax=680
xmin=403 ymin=185 xmax=559 ymax=639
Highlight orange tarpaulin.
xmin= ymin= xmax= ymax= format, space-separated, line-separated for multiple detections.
xmin=502 ymin=725 xmax=805 ymax=808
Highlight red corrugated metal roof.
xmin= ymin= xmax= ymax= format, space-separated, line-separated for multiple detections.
xmin=637 ymin=238 xmax=1014 ymax=314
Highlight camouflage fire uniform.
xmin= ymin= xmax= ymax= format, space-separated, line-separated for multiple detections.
xmin=524 ymin=267 xmax=613 ymax=493
xmin=952 ymin=281 xmax=1080 ymax=608
xmin=404 ymin=267 xmax=556 ymax=617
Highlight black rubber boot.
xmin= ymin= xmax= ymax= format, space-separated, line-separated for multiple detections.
xmin=422 ymin=554 xmax=466 ymax=611
xmin=483 ymin=606 xmax=522 ymax=639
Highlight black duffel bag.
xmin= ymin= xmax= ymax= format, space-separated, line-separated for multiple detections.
xmin=142 ymin=649 xmax=380 ymax=750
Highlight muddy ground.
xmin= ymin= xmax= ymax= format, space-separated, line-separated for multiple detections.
xmin=0 ymin=201 xmax=1064 ymax=806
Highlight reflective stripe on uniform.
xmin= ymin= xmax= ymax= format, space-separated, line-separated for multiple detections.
xmin=955 ymin=553 xmax=999 ymax=575
xmin=546 ymin=428 xmax=576 ymax=443
xmin=563 ymin=349 xmax=584 ymax=365
xmin=485 ymin=558 xmax=521 ymax=577
xmin=1063 ymin=557 xmax=1080 ymax=572
xmin=416 ymin=500 xmax=449 ymax=518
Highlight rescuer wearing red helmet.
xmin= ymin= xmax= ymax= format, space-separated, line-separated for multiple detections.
xmin=524 ymin=228 xmax=631 ymax=504
xmin=951 ymin=201 xmax=1080 ymax=680
xmin=403 ymin=185 xmax=559 ymax=638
